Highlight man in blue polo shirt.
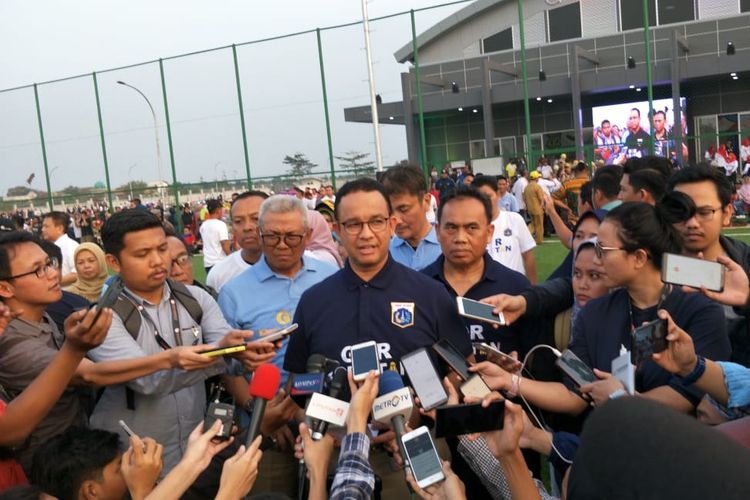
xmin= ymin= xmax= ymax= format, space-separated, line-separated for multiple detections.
xmin=218 ymin=195 xmax=337 ymax=497
xmin=381 ymin=164 xmax=442 ymax=270
xmin=284 ymin=177 xmax=471 ymax=498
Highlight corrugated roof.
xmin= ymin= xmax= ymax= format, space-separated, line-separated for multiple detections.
xmin=394 ymin=0 xmax=508 ymax=63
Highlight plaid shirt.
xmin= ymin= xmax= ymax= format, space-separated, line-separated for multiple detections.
xmin=458 ymin=435 xmax=556 ymax=500
xmin=330 ymin=432 xmax=375 ymax=500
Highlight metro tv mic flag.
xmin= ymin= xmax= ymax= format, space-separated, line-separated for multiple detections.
xmin=245 ymin=364 xmax=281 ymax=447
xmin=372 ymin=370 xmax=414 ymax=471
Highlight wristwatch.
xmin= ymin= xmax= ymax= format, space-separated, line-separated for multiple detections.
xmin=680 ymin=356 xmax=706 ymax=385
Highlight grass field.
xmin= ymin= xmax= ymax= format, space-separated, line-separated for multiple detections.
xmin=192 ymin=226 xmax=750 ymax=284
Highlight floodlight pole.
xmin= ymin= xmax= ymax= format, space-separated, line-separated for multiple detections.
xmin=361 ymin=0 xmax=384 ymax=172
xmin=116 ymin=80 xmax=166 ymax=183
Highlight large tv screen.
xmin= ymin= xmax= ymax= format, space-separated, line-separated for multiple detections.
xmin=591 ymin=97 xmax=687 ymax=164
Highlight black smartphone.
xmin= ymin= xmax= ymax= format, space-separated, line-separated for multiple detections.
xmin=91 ymin=276 xmax=124 ymax=324
xmin=432 ymin=339 xmax=471 ymax=380
xmin=434 ymin=401 xmax=505 ymax=438
xmin=631 ymin=318 xmax=668 ymax=365
xmin=555 ymin=349 xmax=598 ymax=388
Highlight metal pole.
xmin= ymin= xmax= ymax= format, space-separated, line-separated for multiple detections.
xmin=116 ymin=80 xmax=165 ymax=182
xmin=232 ymin=44 xmax=253 ymax=189
xmin=316 ymin=28 xmax=337 ymax=190
xmin=517 ymin=0 xmax=533 ymax=169
xmin=158 ymin=59 xmax=181 ymax=228
xmin=33 ymin=84 xmax=54 ymax=211
xmin=643 ymin=0 xmax=655 ymax=155
xmin=361 ymin=0 xmax=384 ymax=172
xmin=411 ymin=9 xmax=428 ymax=179
xmin=92 ymin=72 xmax=114 ymax=212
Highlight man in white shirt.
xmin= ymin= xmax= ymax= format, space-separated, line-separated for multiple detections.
xmin=511 ymin=169 xmax=529 ymax=218
xmin=473 ymin=176 xmax=538 ymax=283
xmin=41 ymin=211 xmax=79 ymax=286
xmin=199 ymin=199 xmax=231 ymax=274
xmin=206 ymin=191 xmax=269 ymax=292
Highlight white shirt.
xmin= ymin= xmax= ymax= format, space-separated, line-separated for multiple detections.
xmin=206 ymin=250 xmax=252 ymax=292
xmin=426 ymin=194 xmax=438 ymax=225
xmin=199 ymin=218 xmax=230 ymax=267
xmin=55 ymin=233 xmax=79 ymax=277
xmin=512 ymin=177 xmax=528 ymax=210
xmin=539 ymin=165 xmax=553 ymax=179
xmin=486 ymin=211 xmax=536 ymax=275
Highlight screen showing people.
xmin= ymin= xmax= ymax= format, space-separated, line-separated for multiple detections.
xmin=591 ymin=97 xmax=688 ymax=164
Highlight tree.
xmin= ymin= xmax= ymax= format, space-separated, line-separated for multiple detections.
xmin=283 ymin=153 xmax=317 ymax=178
xmin=6 ymin=186 xmax=33 ymax=197
xmin=335 ymin=151 xmax=375 ymax=177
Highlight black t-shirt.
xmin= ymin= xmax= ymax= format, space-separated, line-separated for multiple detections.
xmin=567 ymin=287 xmax=730 ymax=406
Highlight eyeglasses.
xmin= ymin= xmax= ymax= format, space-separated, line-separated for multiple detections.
xmin=594 ymin=240 xmax=625 ymax=259
xmin=340 ymin=217 xmax=389 ymax=235
xmin=171 ymin=254 xmax=191 ymax=268
xmin=259 ymin=232 xmax=305 ymax=247
xmin=0 ymin=257 xmax=60 ymax=280
xmin=694 ymin=206 xmax=723 ymax=222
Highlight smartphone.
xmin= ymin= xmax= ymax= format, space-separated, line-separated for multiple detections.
xmin=118 ymin=419 xmax=137 ymax=438
xmin=631 ymin=318 xmax=668 ymax=365
xmin=456 ymin=297 xmax=506 ymax=326
xmin=459 ymin=374 xmax=492 ymax=399
xmin=401 ymin=348 xmax=448 ymax=411
xmin=432 ymin=339 xmax=471 ymax=381
xmin=555 ymin=350 xmax=598 ymax=388
xmin=351 ymin=340 xmax=381 ymax=381
xmin=661 ymin=253 xmax=725 ymax=292
xmin=92 ymin=276 xmax=124 ymax=323
xmin=401 ymin=426 xmax=445 ymax=489
xmin=201 ymin=344 xmax=247 ymax=358
xmin=259 ymin=323 xmax=299 ymax=344
xmin=473 ymin=342 xmax=520 ymax=368
xmin=434 ymin=401 xmax=505 ymax=438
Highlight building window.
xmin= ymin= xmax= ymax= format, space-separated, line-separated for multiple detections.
xmin=620 ymin=0 xmax=656 ymax=31
xmin=742 ymin=0 xmax=750 ymax=13
xmin=547 ymin=2 xmax=582 ymax=42
xmin=657 ymin=0 xmax=694 ymax=25
xmin=482 ymin=27 xmax=513 ymax=53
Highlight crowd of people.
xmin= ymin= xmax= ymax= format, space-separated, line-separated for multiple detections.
xmin=1 ymin=157 xmax=750 ymax=500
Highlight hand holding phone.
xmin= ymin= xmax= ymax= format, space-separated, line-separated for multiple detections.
xmin=457 ymin=297 xmax=506 ymax=326
xmin=434 ymin=400 xmax=505 ymax=438
xmin=555 ymin=350 xmax=597 ymax=388
xmin=200 ymin=344 xmax=247 ymax=358
xmin=351 ymin=341 xmax=381 ymax=381
xmin=401 ymin=426 xmax=445 ymax=488
xmin=258 ymin=323 xmax=298 ymax=344
xmin=401 ymin=348 xmax=448 ymax=411
xmin=473 ymin=343 xmax=522 ymax=373
xmin=661 ymin=253 xmax=725 ymax=293
xmin=631 ymin=318 xmax=668 ymax=365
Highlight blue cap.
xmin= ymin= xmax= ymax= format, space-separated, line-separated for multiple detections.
xmin=379 ymin=370 xmax=405 ymax=395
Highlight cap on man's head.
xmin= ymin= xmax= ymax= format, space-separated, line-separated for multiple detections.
xmin=529 ymin=171 xmax=542 ymax=180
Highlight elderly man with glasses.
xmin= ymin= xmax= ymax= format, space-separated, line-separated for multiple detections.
xmin=217 ymin=194 xmax=338 ymax=497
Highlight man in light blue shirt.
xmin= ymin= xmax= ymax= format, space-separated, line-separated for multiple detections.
xmin=381 ymin=165 xmax=442 ymax=270
xmin=497 ymin=175 xmax=520 ymax=212
xmin=218 ymin=194 xmax=337 ymax=497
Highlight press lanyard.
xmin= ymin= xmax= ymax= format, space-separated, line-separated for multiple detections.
xmin=122 ymin=287 xmax=198 ymax=349
xmin=627 ymin=284 xmax=672 ymax=332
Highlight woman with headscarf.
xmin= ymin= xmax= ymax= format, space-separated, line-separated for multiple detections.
xmin=304 ymin=210 xmax=343 ymax=268
xmin=65 ymin=243 xmax=108 ymax=302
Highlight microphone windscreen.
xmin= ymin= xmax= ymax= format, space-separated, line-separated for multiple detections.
xmin=379 ymin=370 xmax=405 ymax=396
xmin=249 ymin=364 xmax=281 ymax=401
xmin=306 ymin=354 xmax=327 ymax=373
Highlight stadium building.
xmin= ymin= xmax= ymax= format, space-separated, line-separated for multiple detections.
xmin=345 ymin=0 xmax=750 ymax=169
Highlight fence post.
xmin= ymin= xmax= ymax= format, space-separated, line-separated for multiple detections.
xmin=410 ymin=10 xmax=428 ymax=181
xmin=33 ymin=83 xmax=54 ymax=211
xmin=158 ymin=58 xmax=181 ymax=230
xmin=92 ymin=72 xmax=114 ymax=212
xmin=316 ymin=28 xmax=337 ymax=190
xmin=232 ymin=44 xmax=253 ymax=189
xmin=517 ymin=0 xmax=533 ymax=170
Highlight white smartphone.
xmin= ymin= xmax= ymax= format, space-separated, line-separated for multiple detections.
xmin=401 ymin=348 xmax=449 ymax=411
xmin=456 ymin=297 xmax=506 ymax=326
xmin=661 ymin=253 xmax=725 ymax=292
xmin=350 ymin=340 xmax=381 ymax=381
xmin=260 ymin=323 xmax=299 ymax=344
xmin=460 ymin=374 xmax=492 ymax=399
xmin=401 ymin=425 xmax=445 ymax=489
xmin=118 ymin=419 xmax=136 ymax=438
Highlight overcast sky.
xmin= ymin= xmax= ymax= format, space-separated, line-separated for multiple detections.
xmin=0 ymin=0 xmax=465 ymax=195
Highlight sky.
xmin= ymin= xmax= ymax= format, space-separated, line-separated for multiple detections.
xmin=0 ymin=0 xmax=467 ymax=195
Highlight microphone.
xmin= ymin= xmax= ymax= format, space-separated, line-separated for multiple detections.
xmin=289 ymin=354 xmax=329 ymax=408
xmin=245 ymin=364 xmax=281 ymax=447
xmin=311 ymin=366 xmax=348 ymax=440
xmin=372 ymin=371 xmax=414 ymax=471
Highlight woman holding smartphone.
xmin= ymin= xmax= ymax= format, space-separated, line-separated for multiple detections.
xmin=473 ymin=201 xmax=731 ymax=415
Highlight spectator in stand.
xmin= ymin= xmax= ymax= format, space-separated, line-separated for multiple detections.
xmin=41 ymin=212 xmax=79 ymax=286
xmin=199 ymin=199 xmax=231 ymax=275
xmin=65 ymin=243 xmax=108 ymax=303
